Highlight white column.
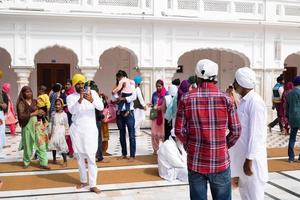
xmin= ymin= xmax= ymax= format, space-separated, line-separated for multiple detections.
xmin=140 ymin=67 xmax=153 ymax=104
xmin=80 ymin=66 xmax=98 ymax=81
xmin=13 ymin=66 xmax=34 ymax=93
xmin=140 ymin=66 xmax=177 ymax=104
xmin=153 ymin=0 xmax=163 ymax=16
xmin=164 ymin=67 xmax=178 ymax=87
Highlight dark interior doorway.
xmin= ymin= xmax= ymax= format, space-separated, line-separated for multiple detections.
xmin=284 ymin=66 xmax=297 ymax=83
xmin=37 ymin=63 xmax=70 ymax=94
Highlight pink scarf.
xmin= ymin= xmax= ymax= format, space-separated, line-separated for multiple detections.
xmin=65 ymin=87 xmax=75 ymax=95
xmin=156 ymin=83 xmax=167 ymax=126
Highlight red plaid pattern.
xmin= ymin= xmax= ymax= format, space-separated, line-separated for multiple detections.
xmin=175 ymin=82 xmax=241 ymax=174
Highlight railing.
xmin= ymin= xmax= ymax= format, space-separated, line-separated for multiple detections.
xmin=271 ymin=1 xmax=300 ymax=23
xmin=0 ymin=0 xmax=153 ymax=15
xmin=1 ymin=0 xmax=300 ymax=23
xmin=164 ymin=0 xmax=265 ymax=21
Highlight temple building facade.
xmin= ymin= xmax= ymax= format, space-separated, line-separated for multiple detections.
xmin=1 ymin=0 xmax=300 ymax=119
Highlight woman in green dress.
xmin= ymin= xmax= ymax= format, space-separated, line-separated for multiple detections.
xmin=17 ymin=86 xmax=50 ymax=169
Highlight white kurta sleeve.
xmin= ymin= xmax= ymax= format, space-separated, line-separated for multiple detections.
xmin=67 ymin=94 xmax=84 ymax=114
xmin=91 ymin=90 xmax=104 ymax=111
xmin=136 ymin=87 xmax=146 ymax=107
xmin=246 ymin=100 xmax=267 ymax=160
xmin=63 ymin=112 xmax=70 ymax=135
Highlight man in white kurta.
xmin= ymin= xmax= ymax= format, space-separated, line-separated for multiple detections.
xmin=230 ymin=67 xmax=268 ymax=200
xmin=67 ymin=74 xmax=104 ymax=193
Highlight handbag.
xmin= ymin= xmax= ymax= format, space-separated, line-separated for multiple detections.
xmin=102 ymin=104 xmax=117 ymax=123
xmin=150 ymin=108 xmax=158 ymax=120
xmin=134 ymin=97 xmax=144 ymax=109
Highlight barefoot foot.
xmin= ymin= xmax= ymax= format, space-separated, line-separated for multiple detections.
xmin=76 ymin=182 xmax=88 ymax=189
xmin=90 ymin=187 xmax=101 ymax=194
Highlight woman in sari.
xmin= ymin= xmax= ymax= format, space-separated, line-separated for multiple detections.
xmin=17 ymin=86 xmax=50 ymax=169
xmin=2 ymin=83 xmax=18 ymax=135
xmin=151 ymin=80 xmax=167 ymax=154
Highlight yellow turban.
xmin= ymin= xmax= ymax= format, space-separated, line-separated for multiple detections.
xmin=0 ymin=70 xmax=3 ymax=79
xmin=72 ymin=73 xmax=86 ymax=86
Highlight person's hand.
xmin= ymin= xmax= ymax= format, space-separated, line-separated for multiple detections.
xmin=0 ymin=103 xmax=7 ymax=110
xmin=0 ymin=119 xmax=2 ymax=125
xmin=147 ymin=103 xmax=152 ymax=107
xmin=116 ymin=97 xmax=126 ymax=103
xmin=31 ymin=110 xmax=39 ymax=116
xmin=144 ymin=106 xmax=147 ymax=110
xmin=243 ymin=159 xmax=253 ymax=176
xmin=83 ymin=91 xmax=93 ymax=103
xmin=78 ymin=88 xmax=84 ymax=103
xmin=231 ymin=177 xmax=239 ymax=189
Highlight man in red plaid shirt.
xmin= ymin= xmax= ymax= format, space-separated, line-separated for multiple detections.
xmin=175 ymin=59 xmax=241 ymax=200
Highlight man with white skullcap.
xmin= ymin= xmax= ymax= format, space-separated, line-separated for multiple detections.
xmin=175 ymin=59 xmax=241 ymax=200
xmin=231 ymin=67 xmax=268 ymax=200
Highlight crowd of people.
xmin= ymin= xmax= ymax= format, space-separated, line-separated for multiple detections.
xmin=268 ymin=74 xmax=300 ymax=163
xmin=0 ymin=58 xmax=299 ymax=198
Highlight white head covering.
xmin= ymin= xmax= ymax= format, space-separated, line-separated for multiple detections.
xmin=168 ymin=85 xmax=178 ymax=97
xmin=235 ymin=67 xmax=256 ymax=89
xmin=195 ymin=59 xmax=218 ymax=81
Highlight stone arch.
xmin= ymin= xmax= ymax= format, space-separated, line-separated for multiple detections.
xmin=33 ymin=44 xmax=79 ymax=68
xmin=283 ymin=52 xmax=300 ymax=83
xmin=173 ymin=48 xmax=250 ymax=91
xmin=94 ymin=46 xmax=139 ymax=97
xmin=30 ymin=45 xmax=80 ymax=96
xmin=0 ymin=47 xmax=19 ymax=105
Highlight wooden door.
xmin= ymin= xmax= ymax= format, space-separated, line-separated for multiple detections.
xmin=284 ymin=66 xmax=297 ymax=83
xmin=37 ymin=63 xmax=70 ymax=94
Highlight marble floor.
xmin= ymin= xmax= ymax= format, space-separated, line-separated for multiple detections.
xmin=0 ymin=125 xmax=300 ymax=200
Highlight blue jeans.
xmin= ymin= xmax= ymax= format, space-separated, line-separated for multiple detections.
xmin=188 ymin=167 xmax=231 ymax=200
xmin=96 ymin=121 xmax=103 ymax=161
xmin=116 ymin=110 xmax=136 ymax=157
xmin=118 ymin=93 xmax=132 ymax=112
xmin=288 ymin=127 xmax=300 ymax=161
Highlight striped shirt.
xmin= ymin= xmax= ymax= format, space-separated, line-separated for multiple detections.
xmin=175 ymin=82 xmax=241 ymax=174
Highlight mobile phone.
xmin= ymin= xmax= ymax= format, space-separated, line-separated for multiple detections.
xmin=84 ymin=86 xmax=90 ymax=93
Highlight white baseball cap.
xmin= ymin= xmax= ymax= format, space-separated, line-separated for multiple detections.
xmin=195 ymin=59 xmax=218 ymax=81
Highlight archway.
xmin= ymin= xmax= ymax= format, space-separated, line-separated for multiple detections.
xmin=30 ymin=45 xmax=80 ymax=96
xmin=173 ymin=48 xmax=250 ymax=91
xmin=0 ymin=47 xmax=18 ymax=105
xmin=94 ymin=46 xmax=139 ymax=97
xmin=284 ymin=52 xmax=300 ymax=83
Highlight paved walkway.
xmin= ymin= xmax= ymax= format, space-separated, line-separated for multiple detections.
xmin=0 ymin=126 xmax=299 ymax=200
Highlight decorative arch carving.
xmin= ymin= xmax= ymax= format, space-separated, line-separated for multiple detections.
xmin=33 ymin=44 xmax=79 ymax=67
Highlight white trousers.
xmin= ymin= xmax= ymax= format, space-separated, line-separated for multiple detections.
xmin=134 ymin=108 xmax=145 ymax=135
xmin=76 ymin=153 xmax=98 ymax=188
xmin=238 ymin=172 xmax=265 ymax=200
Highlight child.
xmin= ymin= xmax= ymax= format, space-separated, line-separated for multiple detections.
xmin=2 ymin=83 xmax=18 ymax=135
xmin=48 ymin=98 xmax=69 ymax=167
xmin=37 ymin=85 xmax=50 ymax=123
xmin=112 ymin=71 xmax=133 ymax=116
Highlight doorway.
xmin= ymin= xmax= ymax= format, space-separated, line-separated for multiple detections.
xmin=37 ymin=63 xmax=70 ymax=93
xmin=284 ymin=66 xmax=297 ymax=83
